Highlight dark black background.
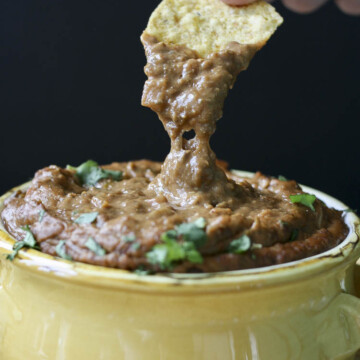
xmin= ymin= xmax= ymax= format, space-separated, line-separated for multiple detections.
xmin=0 ymin=0 xmax=359 ymax=208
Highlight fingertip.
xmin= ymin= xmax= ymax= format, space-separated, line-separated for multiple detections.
xmin=282 ymin=0 xmax=328 ymax=13
xmin=335 ymin=0 xmax=360 ymax=15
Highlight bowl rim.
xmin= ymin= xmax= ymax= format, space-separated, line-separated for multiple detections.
xmin=0 ymin=170 xmax=359 ymax=292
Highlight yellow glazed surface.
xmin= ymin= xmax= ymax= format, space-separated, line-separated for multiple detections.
xmin=0 ymin=171 xmax=359 ymax=360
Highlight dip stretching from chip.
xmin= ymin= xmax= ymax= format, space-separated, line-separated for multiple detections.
xmin=1 ymin=0 xmax=349 ymax=273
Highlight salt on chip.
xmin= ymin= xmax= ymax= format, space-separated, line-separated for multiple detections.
xmin=145 ymin=0 xmax=283 ymax=58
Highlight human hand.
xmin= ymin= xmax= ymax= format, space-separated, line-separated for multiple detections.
xmin=221 ymin=0 xmax=360 ymax=15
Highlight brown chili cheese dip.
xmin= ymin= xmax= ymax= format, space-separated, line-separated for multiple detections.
xmin=1 ymin=0 xmax=348 ymax=273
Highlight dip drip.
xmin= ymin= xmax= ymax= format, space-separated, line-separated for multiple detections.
xmin=141 ymin=34 xmax=258 ymax=207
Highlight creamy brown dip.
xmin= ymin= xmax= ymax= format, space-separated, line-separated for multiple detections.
xmin=142 ymin=34 xmax=258 ymax=207
xmin=1 ymin=35 xmax=348 ymax=273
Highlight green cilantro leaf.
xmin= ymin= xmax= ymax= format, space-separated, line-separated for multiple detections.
xmin=146 ymin=239 xmax=204 ymax=269
xmin=74 ymin=212 xmax=98 ymax=224
xmin=289 ymin=229 xmax=299 ymax=242
xmin=182 ymin=241 xmax=204 ymax=263
xmin=6 ymin=241 xmax=26 ymax=261
xmin=290 ymin=194 xmax=316 ymax=211
xmin=102 ymin=169 xmax=123 ymax=180
xmin=7 ymin=226 xmax=39 ymax=261
xmin=146 ymin=218 xmax=207 ymax=270
xmin=147 ymin=242 xmax=182 ymax=270
xmin=85 ymin=237 xmax=106 ymax=256
xmin=278 ymin=175 xmax=288 ymax=181
xmin=134 ymin=266 xmax=151 ymax=276
xmin=130 ymin=242 xmax=141 ymax=251
xmin=176 ymin=217 xmax=207 ymax=247
xmin=229 ymin=235 xmax=251 ymax=254
xmin=22 ymin=225 xmax=37 ymax=247
xmin=192 ymin=217 xmax=206 ymax=228
xmin=122 ymin=234 xmax=136 ymax=243
xmin=185 ymin=249 xmax=203 ymax=264
xmin=279 ymin=220 xmax=288 ymax=228
xmin=38 ymin=210 xmax=46 ymax=223
xmin=161 ymin=229 xmax=177 ymax=242
xmin=251 ymin=243 xmax=263 ymax=250
xmin=67 ymin=160 xmax=122 ymax=186
xmin=55 ymin=240 xmax=72 ymax=261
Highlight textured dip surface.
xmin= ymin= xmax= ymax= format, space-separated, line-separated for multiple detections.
xmin=1 ymin=161 xmax=348 ymax=273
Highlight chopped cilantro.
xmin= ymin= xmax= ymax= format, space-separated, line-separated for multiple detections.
xmin=176 ymin=218 xmax=207 ymax=248
xmin=185 ymin=248 xmax=203 ymax=263
xmin=279 ymin=220 xmax=288 ymax=228
xmin=289 ymin=229 xmax=299 ymax=242
xmin=22 ymin=225 xmax=37 ymax=247
xmin=74 ymin=212 xmax=98 ymax=224
xmin=7 ymin=225 xmax=38 ymax=261
xmin=38 ymin=210 xmax=46 ymax=223
xmin=130 ymin=242 xmax=141 ymax=251
xmin=7 ymin=242 xmax=26 ymax=261
xmin=278 ymin=175 xmax=288 ymax=181
xmin=147 ymin=238 xmax=185 ymax=270
xmin=192 ymin=217 xmax=206 ymax=228
xmin=55 ymin=240 xmax=72 ymax=261
xmin=229 ymin=235 xmax=251 ymax=254
xmin=161 ymin=229 xmax=177 ymax=242
xmin=290 ymin=194 xmax=316 ymax=211
xmin=146 ymin=218 xmax=206 ymax=270
xmin=123 ymin=234 xmax=136 ymax=243
xmin=67 ymin=160 xmax=122 ymax=186
xmin=251 ymin=243 xmax=263 ymax=250
xmin=85 ymin=237 xmax=106 ymax=256
xmin=134 ymin=267 xmax=151 ymax=276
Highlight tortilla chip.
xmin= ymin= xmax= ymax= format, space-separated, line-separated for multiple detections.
xmin=145 ymin=0 xmax=283 ymax=58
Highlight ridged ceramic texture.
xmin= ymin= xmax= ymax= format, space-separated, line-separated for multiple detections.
xmin=0 ymin=171 xmax=359 ymax=360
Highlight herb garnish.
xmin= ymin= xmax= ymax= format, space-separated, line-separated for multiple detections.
xmin=74 ymin=212 xmax=98 ymax=224
xmin=251 ymin=243 xmax=263 ymax=250
xmin=278 ymin=175 xmax=288 ymax=181
xmin=134 ymin=266 xmax=151 ymax=276
xmin=289 ymin=193 xmax=316 ymax=211
xmin=7 ymin=225 xmax=39 ymax=261
xmin=38 ymin=210 xmax=46 ymax=223
xmin=123 ymin=234 xmax=136 ymax=243
xmin=55 ymin=240 xmax=72 ymax=261
xmin=85 ymin=237 xmax=106 ymax=256
xmin=146 ymin=218 xmax=206 ymax=270
xmin=228 ymin=235 xmax=251 ymax=254
xmin=175 ymin=217 xmax=207 ymax=248
xmin=130 ymin=242 xmax=141 ymax=251
xmin=279 ymin=220 xmax=288 ymax=228
xmin=289 ymin=229 xmax=299 ymax=242
xmin=67 ymin=160 xmax=122 ymax=186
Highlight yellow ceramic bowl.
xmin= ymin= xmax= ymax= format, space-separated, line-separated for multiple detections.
xmin=0 ymin=171 xmax=359 ymax=360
